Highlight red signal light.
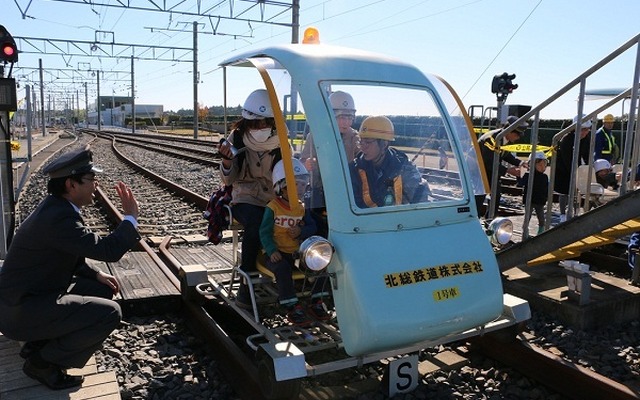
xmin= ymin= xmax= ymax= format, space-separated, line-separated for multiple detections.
xmin=2 ymin=44 xmax=15 ymax=57
xmin=0 ymin=25 xmax=19 ymax=62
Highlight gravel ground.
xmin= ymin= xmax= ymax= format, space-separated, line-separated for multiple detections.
xmin=92 ymin=310 xmax=639 ymax=400
xmin=95 ymin=314 xmax=240 ymax=400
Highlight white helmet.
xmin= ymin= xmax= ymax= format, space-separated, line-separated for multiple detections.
xmin=329 ymin=91 xmax=356 ymax=116
xmin=528 ymin=151 xmax=547 ymax=162
xmin=272 ymin=158 xmax=309 ymax=194
xmin=593 ymin=159 xmax=611 ymax=173
xmin=573 ymin=114 xmax=592 ymax=129
xmin=242 ymin=89 xmax=274 ymax=120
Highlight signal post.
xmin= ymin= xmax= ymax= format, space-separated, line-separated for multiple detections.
xmin=0 ymin=25 xmax=19 ymax=257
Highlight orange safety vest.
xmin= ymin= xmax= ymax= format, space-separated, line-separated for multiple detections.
xmin=358 ymin=169 xmax=403 ymax=207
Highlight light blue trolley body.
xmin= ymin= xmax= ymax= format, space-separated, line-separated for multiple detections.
xmin=207 ymin=41 xmax=530 ymax=396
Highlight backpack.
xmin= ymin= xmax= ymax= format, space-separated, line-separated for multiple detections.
xmin=203 ymin=185 xmax=233 ymax=245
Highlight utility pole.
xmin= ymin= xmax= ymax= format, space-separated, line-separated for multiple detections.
xmin=288 ymin=0 xmax=300 ymax=142
xmin=97 ymin=70 xmax=101 ymax=131
xmin=131 ymin=55 xmax=135 ymax=133
xmin=193 ymin=21 xmax=198 ymax=139
xmin=84 ymin=82 xmax=88 ymax=126
xmin=38 ymin=59 xmax=45 ymax=136
xmin=111 ymin=89 xmax=115 ymax=126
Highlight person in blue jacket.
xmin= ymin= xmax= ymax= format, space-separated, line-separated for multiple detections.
xmin=350 ymin=115 xmax=430 ymax=208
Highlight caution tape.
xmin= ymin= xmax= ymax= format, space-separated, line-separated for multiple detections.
xmin=501 ymin=144 xmax=553 ymax=156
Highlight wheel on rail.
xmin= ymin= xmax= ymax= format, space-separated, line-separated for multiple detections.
xmin=257 ymin=353 xmax=302 ymax=400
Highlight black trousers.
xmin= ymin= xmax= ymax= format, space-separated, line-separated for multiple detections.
xmin=0 ymin=276 xmax=121 ymax=368
xmin=232 ymin=203 xmax=266 ymax=272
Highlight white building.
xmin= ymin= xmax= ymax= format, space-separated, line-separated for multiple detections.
xmin=87 ymin=104 xmax=163 ymax=127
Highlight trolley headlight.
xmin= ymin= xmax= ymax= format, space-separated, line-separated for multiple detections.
xmin=487 ymin=217 xmax=513 ymax=246
xmin=299 ymin=236 xmax=333 ymax=271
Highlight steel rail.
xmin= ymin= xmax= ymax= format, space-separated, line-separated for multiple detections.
xmin=93 ymin=138 xmax=268 ymax=399
xmin=93 ymin=130 xmax=220 ymax=165
xmin=468 ymin=333 xmax=639 ymax=400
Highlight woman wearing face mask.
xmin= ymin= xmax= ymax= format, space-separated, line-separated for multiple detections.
xmin=218 ymin=89 xmax=282 ymax=309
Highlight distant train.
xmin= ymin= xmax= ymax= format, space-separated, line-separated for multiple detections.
xmin=193 ymin=29 xmax=530 ymax=399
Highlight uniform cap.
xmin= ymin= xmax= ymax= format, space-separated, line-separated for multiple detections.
xmin=603 ymin=114 xmax=615 ymax=123
xmin=43 ymin=145 xmax=103 ymax=179
xmin=506 ymin=115 xmax=529 ymax=133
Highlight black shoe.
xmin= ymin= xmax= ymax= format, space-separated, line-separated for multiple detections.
xmin=235 ymin=283 xmax=253 ymax=310
xmin=19 ymin=340 xmax=48 ymax=359
xmin=235 ymin=296 xmax=253 ymax=310
xmin=23 ymin=358 xmax=84 ymax=390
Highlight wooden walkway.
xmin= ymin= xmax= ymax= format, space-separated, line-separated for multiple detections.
xmin=0 ymin=334 xmax=121 ymax=400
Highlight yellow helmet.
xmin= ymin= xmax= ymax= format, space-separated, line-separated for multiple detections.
xmin=603 ymin=114 xmax=615 ymax=123
xmin=359 ymin=116 xmax=395 ymax=141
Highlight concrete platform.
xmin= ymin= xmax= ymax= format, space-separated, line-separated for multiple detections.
xmin=12 ymin=129 xmax=71 ymax=166
xmin=502 ymin=262 xmax=640 ymax=329
xmin=0 ymin=334 xmax=120 ymax=400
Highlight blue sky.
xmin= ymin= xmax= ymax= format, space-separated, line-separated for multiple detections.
xmin=5 ymin=0 xmax=640 ymax=119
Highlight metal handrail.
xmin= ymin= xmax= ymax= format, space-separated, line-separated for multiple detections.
xmin=486 ymin=32 xmax=640 ymax=225
xmin=544 ymin=88 xmax=634 ymax=228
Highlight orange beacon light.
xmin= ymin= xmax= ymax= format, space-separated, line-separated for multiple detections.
xmin=302 ymin=27 xmax=320 ymax=44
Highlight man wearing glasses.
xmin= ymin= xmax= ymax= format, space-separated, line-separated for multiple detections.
xmin=0 ymin=145 xmax=140 ymax=390
xmin=350 ymin=116 xmax=430 ymax=208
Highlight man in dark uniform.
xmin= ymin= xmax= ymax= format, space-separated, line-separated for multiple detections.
xmin=477 ymin=115 xmax=529 ymax=218
xmin=0 ymin=145 xmax=140 ymax=390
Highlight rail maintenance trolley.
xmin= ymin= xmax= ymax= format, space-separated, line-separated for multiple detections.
xmin=191 ymin=29 xmax=531 ymax=399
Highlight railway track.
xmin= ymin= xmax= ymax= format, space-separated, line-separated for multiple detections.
xmin=468 ymin=332 xmax=639 ymax=400
xmin=15 ymin=130 xmax=637 ymax=399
